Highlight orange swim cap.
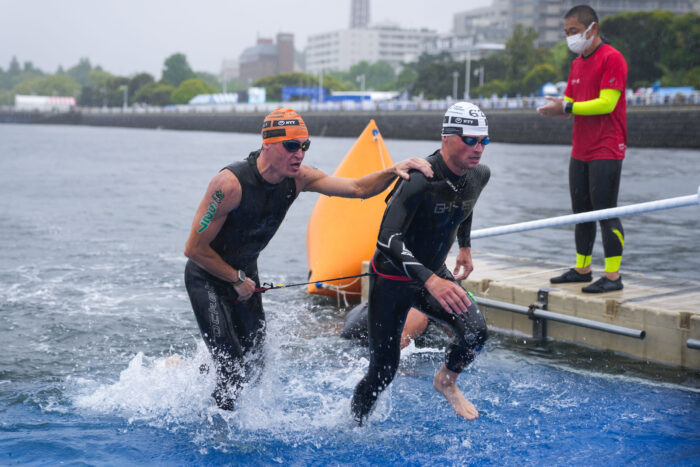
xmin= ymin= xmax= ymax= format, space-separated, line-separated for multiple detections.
xmin=261 ymin=108 xmax=309 ymax=143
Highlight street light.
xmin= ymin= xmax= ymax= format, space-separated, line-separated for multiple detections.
xmin=464 ymin=50 xmax=472 ymax=100
xmin=474 ymin=66 xmax=485 ymax=88
xmin=356 ymin=74 xmax=366 ymax=93
xmin=452 ymin=71 xmax=459 ymax=99
xmin=119 ymin=85 xmax=128 ymax=110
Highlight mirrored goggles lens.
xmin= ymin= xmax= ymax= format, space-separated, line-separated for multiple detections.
xmin=281 ymin=139 xmax=311 ymax=152
xmin=461 ymin=136 xmax=490 ymax=146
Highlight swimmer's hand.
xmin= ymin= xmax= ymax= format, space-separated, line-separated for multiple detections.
xmin=453 ymin=247 xmax=473 ymax=281
xmin=393 ymin=157 xmax=433 ymax=180
xmin=233 ymin=278 xmax=256 ymax=301
xmin=425 ymin=274 xmax=471 ymax=314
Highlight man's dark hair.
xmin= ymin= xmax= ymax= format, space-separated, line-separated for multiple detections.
xmin=565 ymin=5 xmax=598 ymax=27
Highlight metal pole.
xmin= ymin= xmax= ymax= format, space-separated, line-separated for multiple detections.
xmin=464 ymin=50 xmax=471 ymax=100
xmin=688 ymin=339 xmax=700 ymax=350
xmin=472 ymin=186 xmax=700 ymax=240
xmin=452 ymin=71 xmax=459 ymax=99
xmin=474 ymin=296 xmax=646 ymax=339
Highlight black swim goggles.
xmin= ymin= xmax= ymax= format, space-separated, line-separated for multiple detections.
xmin=461 ymin=136 xmax=490 ymax=146
xmin=281 ymin=139 xmax=311 ymax=152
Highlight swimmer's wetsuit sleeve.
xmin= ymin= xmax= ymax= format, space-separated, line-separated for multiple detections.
xmin=457 ymin=164 xmax=489 ymax=248
xmin=376 ymin=173 xmax=434 ymax=284
xmin=457 ymin=214 xmax=473 ymax=248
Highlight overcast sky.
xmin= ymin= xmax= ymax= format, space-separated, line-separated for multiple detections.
xmin=1 ymin=0 xmax=491 ymax=78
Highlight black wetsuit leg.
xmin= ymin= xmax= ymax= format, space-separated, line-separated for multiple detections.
xmin=351 ymin=267 xmax=487 ymax=424
xmin=351 ymin=273 xmax=415 ymax=423
xmin=570 ymin=158 xmax=624 ymax=264
xmin=184 ymin=259 xmax=265 ymax=410
xmin=413 ymin=267 xmax=487 ymax=373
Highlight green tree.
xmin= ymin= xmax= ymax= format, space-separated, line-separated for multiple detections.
xmin=67 ymin=57 xmax=93 ymax=86
xmin=346 ymin=60 xmax=396 ymax=90
xmin=8 ymin=56 xmax=21 ymax=77
xmin=395 ymin=64 xmax=418 ymax=93
xmin=473 ymin=79 xmax=509 ymax=98
xmin=195 ymin=71 xmax=222 ymax=92
xmin=522 ymin=63 xmax=559 ymax=94
xmin=685 ymin=66 xmax=700 ymax=89
xmin=504 ymin=25 xmax=540 ymax=86
xmin=253 ymin=72 xmax=349 ymax=101
xmin=128 ymin=73 xmax=155 ymax=103
xmin=162 ymin=53 xmax=195 ymax=87
xmin=0 ymin=90 xmax=11 ymax=105
xmin=78 ymin=70 xmax=130 ymax=107
xmin=12 ymin=74 xmax=80 ymax=97
xmin=411 ymin=53 xmax=464 ymax=99
xmin=170 ymin=78 xmax=218 ymax=104
xmin=601 ymin=10 xmax=676 ymax=87
xmin=133 ymin=82 xmax=175 ymax=106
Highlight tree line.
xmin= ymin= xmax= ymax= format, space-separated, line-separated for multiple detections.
xmin=0 ymin=53 xmax=231 ymax=107
xmin=1 ymin=10 xmax=697 ymax=107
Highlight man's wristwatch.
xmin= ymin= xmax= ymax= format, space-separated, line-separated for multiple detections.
xmin=232 ymin=270 xmax=246 ymax=287
xmin=563 ymin=100 xmax=573 ymax=114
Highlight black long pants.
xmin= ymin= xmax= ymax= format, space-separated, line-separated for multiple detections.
xmin=351 ymin=266 xmax=487 ymax=423
xmin=569 ymin=158 xmax=624 ymax=269
xmin=184 ymin=259 xmax=265 ymax=409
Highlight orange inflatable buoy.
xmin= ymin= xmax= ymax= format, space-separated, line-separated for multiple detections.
xmin=306 ymin=120 xmax=395 ymax=297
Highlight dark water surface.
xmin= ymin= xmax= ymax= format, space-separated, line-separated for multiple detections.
xmin=1 ymin=124 xmax=698 ymax=465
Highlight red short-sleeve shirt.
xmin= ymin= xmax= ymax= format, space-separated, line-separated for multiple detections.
xmin=565 ymin=43 xmax=628 ymax=161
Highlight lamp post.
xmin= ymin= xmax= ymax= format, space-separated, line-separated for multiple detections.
xmin=318 ymin=69 xmax=324 ymax=103
xmin=119 ymin=85 xmax=128 ymax=110
xmin=474 ymin=65 xmax=485 ymax=88
xmin=356 ymin=74 xmax=366 ymax=93
xmin=452 ymin=71 xmax=459 ymax=99
xmin=464 ymin=50 xmax=472 ymax=100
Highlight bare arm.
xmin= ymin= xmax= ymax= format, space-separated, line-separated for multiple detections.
xmin=297 ymin=157 xmax=434 ymax=198
xmin=183 ymin=171 xmax=256 ymax=299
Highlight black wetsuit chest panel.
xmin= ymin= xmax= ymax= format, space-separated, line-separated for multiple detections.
xmin=375 ymin=150 xmax=489 ymax=280
xmin=209 ymin=151 xmax=297 ymax=268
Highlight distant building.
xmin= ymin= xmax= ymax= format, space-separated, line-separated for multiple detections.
xmin=350 ymin=0 xmax=369 ymax=28
xmin=239 ymin=33 xmax=296 ymax=85
xmin=421 ymin=35 xmax=505 ymax=61
xmin=305 ymin=23 xmax=438 ymax=74
xmin=454 ymin=0 xmax=699 ymax=48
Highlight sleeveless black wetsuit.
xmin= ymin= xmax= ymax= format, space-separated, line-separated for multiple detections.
xmin=351 ymin=150 xmax=490 ymax=424
xmin=184 ymin=150 xmax=297 ymax=409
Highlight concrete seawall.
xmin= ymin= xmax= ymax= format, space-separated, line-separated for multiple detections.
xmin=2 ymin=106 xmax=699 ymax=148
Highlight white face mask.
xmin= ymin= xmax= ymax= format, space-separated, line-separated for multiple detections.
xmin=566 ymin=22 xmax=596 ymax=55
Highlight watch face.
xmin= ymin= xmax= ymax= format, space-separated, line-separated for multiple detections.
xmin=239 ymin=270 xmax=246 ymax=282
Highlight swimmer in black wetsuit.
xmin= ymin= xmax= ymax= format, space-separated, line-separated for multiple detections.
xmin=183 ymin=108 xmax=433 ymax=410
xmin=351 ymin=102 xmax=491 ymax=424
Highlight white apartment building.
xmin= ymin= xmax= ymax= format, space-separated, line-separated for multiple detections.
xmin=305 ymin=23 xmax=438 ymax=74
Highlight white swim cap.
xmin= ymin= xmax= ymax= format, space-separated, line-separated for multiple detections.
xmin=442 ymin=102 xmax=488 ymax=137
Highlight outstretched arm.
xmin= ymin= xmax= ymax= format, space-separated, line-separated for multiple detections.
xmin=183 ymin=170 xmax=256 ymax=300
xmin=298 ymin=157 xmax=434 ymax=198
xmin=537 ymin=89 xmax=621 ymax=117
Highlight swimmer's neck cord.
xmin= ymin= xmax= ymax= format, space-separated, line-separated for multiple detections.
xmin=253 ymin=272 xmax=372 ymax=294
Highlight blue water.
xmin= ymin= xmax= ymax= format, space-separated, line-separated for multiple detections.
xmin=1 ymin=124 xmax=698 ymax=465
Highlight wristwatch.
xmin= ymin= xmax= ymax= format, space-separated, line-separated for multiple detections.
xmin=232 ymin=269 xmax=246 ymax=286
xmin=563 ymin=100 xmax=573 ymax=114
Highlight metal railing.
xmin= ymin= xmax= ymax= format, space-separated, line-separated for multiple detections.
xmin=474 ymin=290 xmax=646 ymax=340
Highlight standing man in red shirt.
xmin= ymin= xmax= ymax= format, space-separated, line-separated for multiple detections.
xmin=537 ymin=4 xmax=628 ymax=293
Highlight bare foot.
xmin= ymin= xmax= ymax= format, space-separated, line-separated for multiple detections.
xmin=433 ymin=364 xmax=478 ymax=420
